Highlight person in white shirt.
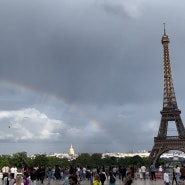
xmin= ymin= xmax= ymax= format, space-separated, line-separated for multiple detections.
xmin=2 ymin=166 xmax=9 ymax=180
xmin=175 ymin=165 xmax=181 ymax=182
xmin=82 ymin=167 xmax=86 ymax=180
xmin=112 ymin=167 xmax=117 ymax=177
xmin=14 ymin=167 xmax=18 ymax=179
xmin=10 ymin=166 xmax=15 ymax=179
xmin=163 ymin=170 xmax=170 ymax=185
xmin=141 ymin=165 xmax=146 ymax=180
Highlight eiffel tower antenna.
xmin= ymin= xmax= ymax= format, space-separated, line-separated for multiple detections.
xmin=163 ymin=23 xmax=166 ymax=35
xmin=149 ymin=24 xmax=185 ymax=164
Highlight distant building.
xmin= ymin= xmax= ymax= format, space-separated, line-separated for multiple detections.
xmin=102 ymin=151 xmax=150 ymax=159
xmin=32 ymin=148 xmax=185 ymax=162
xmin=43 ymin=144 xmax=78 ymax=160
xmin=69 ymin=144 xmax=75 ymax=157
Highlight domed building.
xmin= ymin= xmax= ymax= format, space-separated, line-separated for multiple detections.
xmin=69 ymin=144 xmax=75 ymax=157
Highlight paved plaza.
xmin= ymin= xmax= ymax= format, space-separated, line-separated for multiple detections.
xmin=35 ymin=179 xmax=166 ymax=185
xmin=46 ymin=178 xmax=165 ymax=185
xmin=0 ymin=178 xmax=166 ymax=185
xmin=79 ymin=179 xmax=165 ymax=185
xmin=0 ymin=173 xmax=167 ymax=185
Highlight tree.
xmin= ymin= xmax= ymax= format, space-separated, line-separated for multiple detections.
xmin=32 ymin=154 xmax=48 ymax=166
xmin=47 ymin=156 xmax=63 ymax=166
xmin=91 ymin=153 xmax=102 ymax=168
xmin=129 ymin=155 xmax=144 ymax=166
xmin=75 ymin=153 xmax=91 ymax=167
xmin=0 ymin=156 xmax=10 ymax=169
xmin=117 ymin=157 xmax=127 ymax=166
xmin=11 ymin=152 xmax=28 ymax=168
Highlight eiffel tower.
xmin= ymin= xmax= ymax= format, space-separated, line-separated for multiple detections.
xmin=149 ymin=24 xmax=185 ymax=164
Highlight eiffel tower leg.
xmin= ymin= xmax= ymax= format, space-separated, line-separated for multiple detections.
xmin=149 ymin=138 xmax=185 ymax=165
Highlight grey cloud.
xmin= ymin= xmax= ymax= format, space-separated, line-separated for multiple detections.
xmin=0 ymin=0 xmax=185 ymax=154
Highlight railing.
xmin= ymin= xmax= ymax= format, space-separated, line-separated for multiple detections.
xmin=154 ymin=136 xmax=182 ymax=141
xmin=166 ymin=136 xmax=180 ymax=140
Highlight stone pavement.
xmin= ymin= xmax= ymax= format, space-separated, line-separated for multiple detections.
xmin=79 ymin=179 xmax=165 ymax=185
xmin=37 ymin=178 xmax=165 ymax=185
xmin=0 ymin=176 xmax=166 ymax=185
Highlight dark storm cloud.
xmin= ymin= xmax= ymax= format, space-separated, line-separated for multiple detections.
xmin=0 ymin=0 xmax=152 ymax=105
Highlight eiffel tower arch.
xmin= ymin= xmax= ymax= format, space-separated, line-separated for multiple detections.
xmin=149 ymin=24 xmax=185 ymax=164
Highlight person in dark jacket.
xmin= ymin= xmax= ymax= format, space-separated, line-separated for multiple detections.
xmin=30 ymin=168 xmax=37 ymax=185
xmin=40 ymin=166 xmax=45 ymax=184
xmin=54 ymin=165 xmax=61 ymax=180
xmin=99 ymin=168 xmax=106 ymax=185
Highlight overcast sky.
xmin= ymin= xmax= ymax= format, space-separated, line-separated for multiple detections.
xmin=0 ymin=0 xmax=185 ymax=155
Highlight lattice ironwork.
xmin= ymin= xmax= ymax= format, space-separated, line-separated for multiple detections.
xmin=149 ymin=24 xmax=185 ymax=164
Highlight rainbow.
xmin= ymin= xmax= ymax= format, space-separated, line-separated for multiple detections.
xmin=0 ymin=79 xmax=102 ymax=131
xmin=89 ymin=119 xmax=101 ymax=130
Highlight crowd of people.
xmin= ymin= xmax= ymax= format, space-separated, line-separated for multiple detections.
xmin=138 ymin=163 xmax=156 ymax=181
xmin=6 ymin=163 xmax=185 ymax=185
xmin=163 ymin=164 xmax=185 ymax=185
xmin=62 ymin=165 xmax=133 ymax=185
xmin=137 ymin=163 xmax=185 ymax=185
xmin=1 ymin=165 xmax=134 ymax=185
xmin=7 ymin=163 xmax=185 ymax=185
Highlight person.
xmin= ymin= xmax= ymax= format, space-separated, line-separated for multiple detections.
xmin=112 ymin=166 xmax=117 ymax=177
xmin=172 ymin=167 xmax=177 ymax=185
xmin=90 ymin=172 xmax=95 ymax=185
xmin=47 ymin=167 xmax=53 ymax=185
xmin=181 ymin=178 xmax=185 ymax=185
xmin=108 ymin=172 xmax=116 ymax=185
xmin=23 ymin=173 xmax=29 ymax=185
xmin=141 ymin=165 xmax=146 ymax=180
xmin=2 ymin=166 xmax=9 ymax=181
xmin=138 ymin=165 xmax=143 ymax=180
xmin=175 ymin=165 xmax=181 ymax=182
xmin=39 ymin=166 xmax=45 ymax=184
xmin=3 ymin=173 xmax=9 ymax=185
xmin=164 ymin=169 xmax=170 ymax=185
xmin=64 ymin=172 xmax=73 ymax=185
xmin=124 ymin=172 xmax=133 ymax=185
xmin=30 ymin=168 xmax=37 ymax=185
xmin=118 ymin=165 xmax=122 ymax=180
xmin=54 ymin=165 xmax=61 ymax=180
xmin=9 ymin=173 xmax=15 ymax=185
xmin=130 ymin=166 xmax=135 ymax=179
xmin=150 ymin=163 xmax=156 ymax=181
xmin=180 ymin=165 xmax=185 ymax=179
xmin=86 ymin=167 xmax=91 ymax=181
xmin=82 ymin=167 xmax=86 ymax=180
xmin=14 ymin=175 xmax=24 ymax=185
xmin=14 ymin=167 xmax=18 ymax=179
xmin=93 ymin=174 xmax=102 ymax=185
xmin=68 ymin=176 xmax=77 ymax=185
xmin=99 ymin=169 xmax=106 ymax=185
xmin=120 ymin=166 xmax=126 ymax=181
xmin=10 ymin=166 xmax=15 ymax=180
xmin=22 ymin=165 xmax=28 ymax=175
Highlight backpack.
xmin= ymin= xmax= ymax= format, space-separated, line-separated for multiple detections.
xmin=110 ymin=175 xmax=115 ymax=183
